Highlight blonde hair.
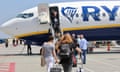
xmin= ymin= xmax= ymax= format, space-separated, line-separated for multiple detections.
xmin=60 ymin=33 xmax=73 ymax=43
xmin=55 ymin=33 xmax=73 ymax=50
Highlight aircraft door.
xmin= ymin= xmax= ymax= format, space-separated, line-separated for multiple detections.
xmin=38 ymin=3 xmax=50 ymax=24
xmin=49 ymin=7 xmax=62 ymax=37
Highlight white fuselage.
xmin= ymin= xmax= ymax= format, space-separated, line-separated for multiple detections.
xmin=1 ymin=1 xmax=120 ymax=45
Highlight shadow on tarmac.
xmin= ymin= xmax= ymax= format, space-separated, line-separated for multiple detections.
xmin=88 ymin=51 xmax=120 ymax=54
xmin=0 ymin=53 xmax=40 ymax=56
xmin=0 ymin=51 xmax=120 ymax=56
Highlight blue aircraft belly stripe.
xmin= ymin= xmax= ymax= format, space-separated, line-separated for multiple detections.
xmin=20 ymin=27 xmax=120 ymax=45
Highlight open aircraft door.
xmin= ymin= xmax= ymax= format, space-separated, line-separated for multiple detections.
xmin=38 ymin=3 xmax=50 ymax=24
xmin=38 ymin=3 xmax=55 ymax=36
xmin=49 ymin=7 xmax=63 ymax=36
xmin=38 ymin=3 xmax=56 ymax=39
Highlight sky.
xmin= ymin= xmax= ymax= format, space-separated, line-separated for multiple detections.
xmin=0 ymin=0 xmax=81 ymax=38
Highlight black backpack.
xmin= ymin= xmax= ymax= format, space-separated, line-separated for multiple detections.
xmin=59 ymin=43 xmax=72 ymax=59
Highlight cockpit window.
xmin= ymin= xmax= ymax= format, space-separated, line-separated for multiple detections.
xmin=16 ymin=13 xmax=34 ymax=19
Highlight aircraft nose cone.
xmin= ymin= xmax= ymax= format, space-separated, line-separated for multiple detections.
xmin=0 ymin=22 xmax=9 ymax=32
xmin=0 ymin=23 xmax=6 ymax=31
xmin=1 ymin=19 xmax=14 ymax=28
xmin=0 ymin=23 xmax=9 ymax=35
xmin=0 ymin=23 xmax=6 ymax=28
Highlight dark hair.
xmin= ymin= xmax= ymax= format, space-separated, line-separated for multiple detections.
xmin=48 ymin=36 xmax=54 ymax=41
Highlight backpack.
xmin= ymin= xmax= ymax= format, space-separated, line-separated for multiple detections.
xmin=59 ymin=43 xmax=72 ymax=59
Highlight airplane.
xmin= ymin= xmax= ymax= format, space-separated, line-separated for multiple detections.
xmin=0 ymin=1 xmax=120 ymax=46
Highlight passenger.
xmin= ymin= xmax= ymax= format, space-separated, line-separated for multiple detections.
xmin=19 ymin=39 xmax=23 ymax=45
xmin=26 ymin=40 xmax=32 ymax=55
xmin=78 ymin=34 xmax=88 ymax=64
xmin=72 ymin=33 xmax=79 ymax=50
xmin=51 ymin=10 xmax=61 ymax=35
xmin=5 ymin=39 xmax=8 ymax=48
xmin=41 ymin=36 xmax=58 ymax=72
xmin=71 ymin=33 xmax=80 ymax=67
xmin=12 ymin=39 xmax=15 ymax=46
xmin=56 ymin=33 xmax=81 ymax=72
xmin=77 ymin=35 xmax=81 ymax=43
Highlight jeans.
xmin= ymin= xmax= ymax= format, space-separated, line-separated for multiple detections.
xmin=62 ymin=63 xmax=72 ymax=72
xmin=81 ymin=49 xmax=87 ymax=64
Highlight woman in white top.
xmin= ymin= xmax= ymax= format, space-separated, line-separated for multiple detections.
xmin=41 ymin=36 xmax=58 ymax=72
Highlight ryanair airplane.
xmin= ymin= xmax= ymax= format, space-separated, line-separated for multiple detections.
xmin=0 ymin=1 xmax=120 ymax=45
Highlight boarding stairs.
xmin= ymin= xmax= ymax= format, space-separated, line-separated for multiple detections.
xmin=49 ymin=24 xmax=63 ymax=44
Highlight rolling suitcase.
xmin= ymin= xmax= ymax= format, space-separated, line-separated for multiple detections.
xmin=50 ymin=64 xmax=62 ymax=72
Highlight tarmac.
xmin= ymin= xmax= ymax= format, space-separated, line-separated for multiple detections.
xmin=0 ymin=44 xmax=120 ymax=72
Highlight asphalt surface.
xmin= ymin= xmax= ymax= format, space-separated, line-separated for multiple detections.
xmin=0 ymin=44 xmax=120 ymax=72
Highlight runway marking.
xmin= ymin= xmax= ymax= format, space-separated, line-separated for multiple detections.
xmin=9 ymin=62 xmax=15 ymax=72
xmin=0 ymin=62 xmax=15 ymax=72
